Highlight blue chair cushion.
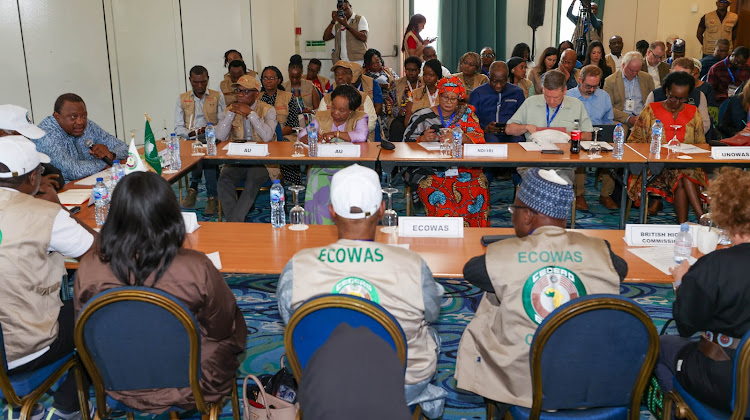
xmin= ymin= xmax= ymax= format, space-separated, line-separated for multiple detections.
xmin=674 ymin=379 xmax=730 ymax=420
xmin=0 ymin=352 xmax=75 ymax=399
xmin=509 ymin=405 xmax=629 ymax=420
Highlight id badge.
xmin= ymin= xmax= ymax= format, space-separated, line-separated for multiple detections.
xmin=445 ymin=167 xmax=459 ymax=177
xmin=624 ymin=99 xmax=635 ymax=113
xmin=729 ymin=85 xmax=739 ymax=97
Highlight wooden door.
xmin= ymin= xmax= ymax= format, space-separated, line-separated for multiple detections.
xmin=731 ymin=1 xmax=750 ymax=51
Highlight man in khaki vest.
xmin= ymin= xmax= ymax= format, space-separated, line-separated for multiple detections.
xmin=318 ymin=61 xmax=378 ymax=137
xmin=322 ymin=0 xmax=369 ymax=65
xmin=174 ymin=65 xmax=226 ymax=214
xmin=276 ymin=164 xmax=447 ymax=418
xmin=0 ymin=136 xmax=96 ymax=420
xmin=698 ymin=0 xmax=738 ymax=57
xmin=455 ymin=168 xmax=627 ymax=414
xmin=215 ymin=75 xmax=278 ymax=222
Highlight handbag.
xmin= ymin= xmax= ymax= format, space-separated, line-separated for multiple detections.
xmin=243 ymin=374 xmax=299 ymax=420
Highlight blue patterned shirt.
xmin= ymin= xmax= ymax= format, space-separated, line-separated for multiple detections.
xmin=35 ymin=116 xmax=128 ymax=184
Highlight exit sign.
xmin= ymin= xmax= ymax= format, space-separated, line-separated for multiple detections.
xmin=305 ymin=40 xmax=327 ymax=52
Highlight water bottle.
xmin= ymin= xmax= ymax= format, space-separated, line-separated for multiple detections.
xmin=170 ymin=133 xmax=182 ymax=170
xmin=110 ymin=160 xmax=124 ymax=187
xmin=650 ymin=119 xmax=664 ymax=157
xmin=570 ymin=119 xmax=581 ymax=154
xmin=674 ymin=223 xmax=693 ymax=264
xmin=205 ymin=123 xmax=217 ymax=156
xmin=613 ymin=123 xmax=625 ymax=159
xmin=451 ymin=126 xmax=463 ymax=158
xmin=93 ymin=177 xmax=109 ymax=227
xmin=270 ymin=180 xmax=286 ymax=228
xmin=308 ymin=120 xmax=319 ymax=157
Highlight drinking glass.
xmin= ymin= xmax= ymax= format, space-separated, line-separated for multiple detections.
xmin=700 ymin=212 xmax=732 ymax=245
xmin=192 ymin=141 xmax=205 ymax=156
xmin=667 ymin=125 xmax=682 ymax=154
xmin=380 ymin=171 xmax=398 ymax=233
xmin=439 ymin=128 xmax=452 ymax=157
xmin=288 ymin=184 xmax=308 ymax=231
xmin=588 ymin=127 xmax=602 ymax=159
xmin=291 ymin=127 xmax=305 ymax=157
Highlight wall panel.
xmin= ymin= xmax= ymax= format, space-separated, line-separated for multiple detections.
xmin=0 ymin=1 xmax=33 ymax=119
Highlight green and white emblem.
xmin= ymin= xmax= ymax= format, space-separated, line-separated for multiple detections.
xmin=332 ymin=277 xmax=380 ymax=304
xmin=522 ymin=266 xmax=587 ymax=324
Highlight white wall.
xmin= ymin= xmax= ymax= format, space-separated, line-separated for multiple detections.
xmin=505 ymin=0 xmax=560 ymax=61
xmin=0 ymin=1 xmax=32 ymax=116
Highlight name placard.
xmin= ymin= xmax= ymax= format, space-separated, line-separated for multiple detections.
xmin=227 ymin=142 xmax=269 ymax=156
xmin=398 ymin=217 xmax=464 ymax=238
xmin=712 ymin=146 xmax=750 ymax=160
xmin=625 ymin=224 xmax=698 ymax=246
xmin=463 ymin=143 xmax=508 ymax=158
xmin=317 ymin=143 xmax=361 ymax=157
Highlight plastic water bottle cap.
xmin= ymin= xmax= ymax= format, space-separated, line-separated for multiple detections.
xmin=96 ymin=177 xmax=103 ymax=182
xmin=616 ymin=123 xmax=622 ymax=127
xmin=113 ymin=160 xmax=119 ymax=164
xmin=680 ymin=223 xmax=690 ymax=231
xmin=273 ymin=179 xmax=281 ymax=184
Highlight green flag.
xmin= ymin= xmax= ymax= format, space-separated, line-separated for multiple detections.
xmin=144 ymin=114 xmax=162 ymax=175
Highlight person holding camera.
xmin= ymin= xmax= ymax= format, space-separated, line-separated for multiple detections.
xmin=323 ymin=0 xmax=369 ymax=65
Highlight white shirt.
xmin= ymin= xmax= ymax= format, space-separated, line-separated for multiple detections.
xmin=647 ymin=63 xmax=662 ymax=89
xmin=608 ymin=53 xmax=623 ymax=72
xmin=215 ymin=100 xmax=277 ymax=142
xmin=331 ymin=14 xmax=368 ymax=65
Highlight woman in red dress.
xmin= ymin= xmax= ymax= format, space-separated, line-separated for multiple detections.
xmin=401 ymin=14 xmax=435 ymax=59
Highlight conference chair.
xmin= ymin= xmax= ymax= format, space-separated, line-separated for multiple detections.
xmin=497 ymin=294 xmax=659 ymax=420
xmin=662 ymin=329 xmax=750 ymax=420
xmin=0 ymin=325 xmax=89 ymax=420
xmin=284 ymin=294 xmax=424 ymax=419
xmin=74 ymin=287 xmax=240 ymax=420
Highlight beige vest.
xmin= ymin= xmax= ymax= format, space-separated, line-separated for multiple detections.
xmin=455 ymin=226 xmax=620 ymax=406
xmin=180 ymin=89 xmax=221 ymax=124
xmin=703 ymin=11 xmax=738 ymax=54
xmin=323 ymin=91 xmax=368 ymax=113
xmin=283 ymin=79 xmax=316 ymax=110
xmin=332 ymin=14 xmax=368 ymax=62
xmin=290 ymin=239 xmax=435 ymax=384
xmin=230 ymin=101 xmax=280 ymax=180
xmin=315 ymin=110 xmax=367 ymax=136
xmin=411 ymin=86 xmax=437 ymax=114
xmin=221 ymin=70 xmax=259 ymax=105
xmin=270 ymin=90 xmax=293 ymax=127
xmin=0 ymin=189 xmax=65 ymax=361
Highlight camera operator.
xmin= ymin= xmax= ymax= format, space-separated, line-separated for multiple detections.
xmin=323 ymin=0 xmax=369 ymax=66
xmin=568 ymin=0 xmax=603 ymax=60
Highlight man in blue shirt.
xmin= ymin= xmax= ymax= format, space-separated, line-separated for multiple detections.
xmin=567 ymin=65 xmax=618 ymax=209
xmin=468 ymin=62 xmax=525 ymax=143
xmin=35 ymin=93 xmax=128 ymax=184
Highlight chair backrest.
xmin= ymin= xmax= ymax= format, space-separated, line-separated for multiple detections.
xmin=528 ymin=294 xmax=659 ymax=420
xmin=718 ymin=99 xmax=730 ymax=123
xmin=0 ymin=323 xmax=21 ymax=403
xmin=731 ymin=329 xmax=750 ymax=418
xmin=74 ymin=286 xmax=208 ymax=413
xmin=283 ymin=294 xmax=407 ymax=381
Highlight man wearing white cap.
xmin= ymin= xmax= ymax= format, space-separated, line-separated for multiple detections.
xmin=276 ymin=163 xmax=446 ymax=418
xmin=0 ymin=136 xmax=95 ymax=420
xmin=455 ymin=168 xmax=628 ymax=414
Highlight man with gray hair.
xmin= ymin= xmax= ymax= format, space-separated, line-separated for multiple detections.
xmin=604 ymin=51 xmax=655 ymax=127
xmin=455 ymin=167 xmax=627 ymax=414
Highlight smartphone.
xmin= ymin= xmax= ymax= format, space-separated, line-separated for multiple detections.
xmin=541 ymin=149 xmax=564 ymax=154
xmin=70 ymin=206 xmax=81 ymax=215
xmin=497 ymin=122 xmax=507 ymax=134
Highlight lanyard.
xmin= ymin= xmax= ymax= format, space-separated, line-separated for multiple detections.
xmin=546 ymin=104 xmax=561 ymax=127
xmin=725 ymin=58 xmax=737 ymax=84
xmin=406 ymin=79 xmax=421 ymax=93
xmin=438 ymin=107 xmax=455 ymax=128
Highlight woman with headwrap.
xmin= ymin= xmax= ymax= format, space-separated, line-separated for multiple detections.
xmin=404 ymin=58 xmax=443 ymax=124
xmin=507 ymin=56 xmax=533 ymax=98
xmin=453 ymin=52 xmax=489 ymax=96
xmin=403 ymin=76 xmax=490 ymax=226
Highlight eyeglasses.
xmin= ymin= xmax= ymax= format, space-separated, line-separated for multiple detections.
xmin=261 ymin=76 xmax=279 ymax=81
xmin=580 ymin=81 xmax=598 ymax=90
xmin=508 ymin=205 xmax=538 ymax=214
xmin=665 ymin=94 xmax=689 ymax=103
xmin=649 ymin=50 xmax=665 ymax=60
xmin=234 ymin=88 xmax=255 ymax=95
xmin=440 ymin=96 xmax=459 ymax=103
xmin=481 ymin=53 xmax=495 ymax=58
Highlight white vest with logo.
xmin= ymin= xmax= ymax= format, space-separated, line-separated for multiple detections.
xmin=455 ymin=226 xmax=620 ymax=406
xmin=290 ymin=239 xmax=435 ymax=384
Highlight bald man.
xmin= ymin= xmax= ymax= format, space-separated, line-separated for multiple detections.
xmin=468 ymin=61 xmax=526 ymax=143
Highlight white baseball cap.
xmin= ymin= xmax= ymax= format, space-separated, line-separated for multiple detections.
xmin=0 ymin=105 xmax=45 ymax=139
xmin=0 ymin=136 xmax=50 ymax=178
xmin=330 ymin=164 xmax=382 ymax=219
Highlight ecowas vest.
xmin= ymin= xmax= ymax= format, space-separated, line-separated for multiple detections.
xmin=180 ymin=89 xmax=221 ymax=124
xmin=333 ymin=14 xmax=368 ymax=62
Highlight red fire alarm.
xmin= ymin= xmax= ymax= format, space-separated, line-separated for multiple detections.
xmin=295 ymin=27 xmax=302 ymax=35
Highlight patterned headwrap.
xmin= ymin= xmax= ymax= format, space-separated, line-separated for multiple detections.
xmin=437 ymin=76 xmax=466 ymax=100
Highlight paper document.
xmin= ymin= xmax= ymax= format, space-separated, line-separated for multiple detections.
xmin=58 ymin=189 xmax=93 ymax=205
xmin=663 ymin=144 xmax=710 ymax=154
xmin=206 ymin=252 xmax=222 ymax=270
xmin=182 ymin=212 xmax=201 ymax=233
xmin=627 ymin=246 xmax=696 ymax=275
xmin=74 ymin=169 xmax=111 ymax=186
xmin=418 ymin=142 xmax=442 ymax=151
xmin=581 ymin=141 xmax=613 ymax=151
xmin=519 ymin=142 xmax=542 ymax=151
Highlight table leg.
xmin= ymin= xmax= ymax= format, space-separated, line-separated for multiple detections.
xmin=639 ymin=166 xmax=648 ymax=223
xmin=619 ymin=167 xmax=629 ymax=229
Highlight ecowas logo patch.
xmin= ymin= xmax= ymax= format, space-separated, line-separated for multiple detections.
xmin=522 ymin=266 xmax=587 ymax=324
xmin=332 ymin=277 xmax=380 ymax=304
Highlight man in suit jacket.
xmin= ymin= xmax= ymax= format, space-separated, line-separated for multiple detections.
xmin=641 ymin=41 xmax=670 ymax=88
xmin=604 ymin=51 xmax=655 ymax=127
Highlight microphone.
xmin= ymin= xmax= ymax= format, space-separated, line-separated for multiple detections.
xmin=380 ymin=138 xmax=395 ymax=150
xmin=84 ymin=139 xmax=114 ymax=166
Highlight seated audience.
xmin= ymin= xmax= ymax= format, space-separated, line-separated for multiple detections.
xmin=453 ymin=52 xmax=489 ymax=96
xmin=559 ymin=49 xmax=581 ymax=89
xmin=35 ymin=93 xmax=128 ymax=184
xmin=174 ymin=65 xmax=226 ymax=213
xmin=558 ymin=40 xmax=582 ymax=68
xmin=390 ymin=56 xmax=422 ymax=141
xmin=422 ymin=46 xmax=453 ymax=78
xmin=636 ymin=40 xmax=650 ymax=58
xmin=719 ymin=78 xmax=750 ymax=137
xmin=646 ymin=58 xmax=711 ymax=134
xmin=507 ymin=56 xmax=532 ymax=98
xmin=642 ymin=41 xmax=670 ymax=88
xmin=455 ymin=168 xmax=627 ymax=414
xmin=480 ymin=47 xmax=496 ymax=77
xmin=302 ymin=85 xmax=369 ymax=224
xmin=259 ymin=65 xmax=298 ymax=139
xmin=215 ymin=75 xmax=278 ymax=222
xmin=468 ymin=61 xmax=526 ymax=143
xmin=667 ymin=38 xmax=686 ymax=65
xmin=0 ymin=136 xmax=95 ymax=420
xmin=528 ymin=47 xmax=560 ymax=96
xmin=364 ymin=48 xmax=397 ymax=140
xmin=403 ymin=76 xmax=490 ymax=226
xmin=277 ymin=163 xmax=446 ymax=418
xmin=405 ymin=59 xmax=443 ymax=124
xmin=402 ymin=13 xmax=434 ymax=59
xmin=606 ymin=35 xmax=624 ymax=74
xmin=510 ymin=43 xmax=534 ymax=71
xmin=691 ymin=58 xmax=717 ymax=107
xmin=584 ymin=40 xmax=612 ymax=88
xmin=306 ymin=58 xmax=332 ymax=95
xmin=318 ymin=61 xmax=377 ymax=138
xmin=604 ymin=51 xmax=654 ymax=128
xmin=655 ymin=167 xmax=750 ymax=413
xmin=626 ymin=72 xmax=707 ymax=222
xmin=76 ymin=172 xmax=247 ymax=413
xmin=706 ymin=46 xmax=750 ymax=103
xmin=283 ymin=54 xmax=320 ymax=114
xmin=220 ymin=60 xmax=249 ymax=106
xmin=700 ymin=39 xmax=730 ymax=79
